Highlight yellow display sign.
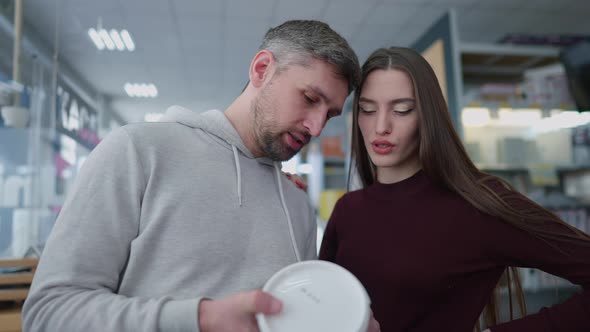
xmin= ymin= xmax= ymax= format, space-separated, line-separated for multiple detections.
xmin=319 ymin=189 xmax=346 ymax=221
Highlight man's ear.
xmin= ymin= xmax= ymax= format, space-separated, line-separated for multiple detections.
xmin=249 ymin=50 xmax=275 ymax=88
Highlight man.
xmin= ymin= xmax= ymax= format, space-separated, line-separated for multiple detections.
xmin=23 ymin=20 xmax=367 ymax=331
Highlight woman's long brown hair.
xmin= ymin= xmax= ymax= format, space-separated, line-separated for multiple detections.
xmin=349 ymin=47 xmax=590 ymax=330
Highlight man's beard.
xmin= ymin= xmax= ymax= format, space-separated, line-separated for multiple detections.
xmin=251 ymin=86 xmax=298 ymax=161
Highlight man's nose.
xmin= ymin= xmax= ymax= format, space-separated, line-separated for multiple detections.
xmin=303 ymin=111 xmax=326 ymax=137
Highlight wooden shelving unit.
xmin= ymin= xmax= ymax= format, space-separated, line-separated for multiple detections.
xmin=0 ymin=258 xmax=38 ymax=332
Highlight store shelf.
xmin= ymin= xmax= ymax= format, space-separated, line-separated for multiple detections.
xmin=0 ymin=259 xmax=36 ymax=332
xmin=478 ymin=164 xmax=590 ymax=175
xmin=0 ymin=80 xmax=23 ymax=95
xmin=0 ymin=273 xmax=33 ymax=286
xmin=323 ymin=156 xmax=346 ymax=166
xmin=478 ymin=165 xmax=528 ymax=174
xmin=0 ymin=289 xmax=28 ymax=302
xmin=0 ymin=259 xmax=37 ymax=269
xmin=0 ymin=307 xmax=21 ymax=332
xmin=499 ymin=284 xmax=580 ymax=295
xmin=460 ymin=42 xmax=560 ymax=81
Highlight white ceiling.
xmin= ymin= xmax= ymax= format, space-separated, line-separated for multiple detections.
xmin=19 ymin=0 xmax=590 ymax=123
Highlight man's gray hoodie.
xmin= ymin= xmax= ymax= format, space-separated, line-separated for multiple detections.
xmin=23 ymin=107 xmax=317 ymax=332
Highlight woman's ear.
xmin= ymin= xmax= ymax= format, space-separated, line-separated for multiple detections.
xmin=249 ymin=50 xmax=275 ymax=88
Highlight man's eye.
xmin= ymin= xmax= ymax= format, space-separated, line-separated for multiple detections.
xmin=304 ymin=95 xmax=315 ymax=104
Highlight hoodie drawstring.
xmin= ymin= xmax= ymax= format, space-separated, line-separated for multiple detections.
xmin=275 ymin=163 xmax=302 ymax=262
xmin=232 ymin=145 xmax=242 ymax=206
xmin=231 ymin=145 xmax=301 ymax=262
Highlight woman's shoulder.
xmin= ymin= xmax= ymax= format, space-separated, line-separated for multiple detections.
xmin=338 ymin=188 xmax=367 ymax=203
xmin=330 ymin=188 xmax=372 ymax=212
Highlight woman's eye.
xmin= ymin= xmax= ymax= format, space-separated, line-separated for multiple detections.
xmin=304 ymin=95 xmax=315 ymax=104
xmin=359 ymin=107 xmax=376 ymax=114
xmin=394 ymin=108 xmax=414 ymax=115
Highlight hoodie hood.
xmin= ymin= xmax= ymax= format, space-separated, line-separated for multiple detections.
xmin=159 ymin=105 xmax=302 ymax=261
xmin=160 ymin=105 xmax=273 ymax=163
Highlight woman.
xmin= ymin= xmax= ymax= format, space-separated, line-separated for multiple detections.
xmin=319 ymin=47 xmax=590 ymax=332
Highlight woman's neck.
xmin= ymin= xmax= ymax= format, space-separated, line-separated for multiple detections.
xmin=376 ymin=159 xmax=422 ymax=184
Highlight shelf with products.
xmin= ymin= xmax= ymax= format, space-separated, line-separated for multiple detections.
xmin=0 ymin=258 xmax=38 ymax=332
xmin=496 ymin=281 xmax=580 ymax=322
xmin=323 ymin=156 xmax=346 ymax=167
xmin=477 ymin=164 xmax=590 ymax=184
xmin=477 ymin=163 xmax=590 ymax=196
xmin=498 ymin=283 xmax=580 ymax=296
xmin=493 ymin=268 xmax=581 ymax=321
xmin=517 ymin=268 xmax=581 ymax=294
xmin=453 ymin=26 xmax=590 ymax=201
xmin=293 ymin=132 xmax=350 ymax=225
xmin=473 ymin=162 xmax=590 ymax=235
xmin=408 ymin=10 xmax=588 ymax=316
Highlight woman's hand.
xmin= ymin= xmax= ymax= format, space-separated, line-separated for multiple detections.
xmin=284 ymin=172 xmax=308 ymax=192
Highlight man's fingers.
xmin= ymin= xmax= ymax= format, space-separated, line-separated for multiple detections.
xmin=368 ymin=309 xmax=380 ymax=332
xmin=369 ymin=318 xmax=380 ymax=332
xmin=243 ymin=290 xmax=282 ymax=315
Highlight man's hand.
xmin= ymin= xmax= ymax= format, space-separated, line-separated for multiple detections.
xmin=367 ymin=309 xmax=381 ymax=332
xmin=198 ymin=290 xmax=282 ymax=332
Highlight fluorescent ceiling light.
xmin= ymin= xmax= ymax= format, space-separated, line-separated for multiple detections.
xmin=88 ymin=28 xmax=135 ymax=51
xmin=124 ymin=83 xmax=158 ymax=98
xmin=88 ymin=28 xmax=105 ymax=50
xmin=124 ymin=83 xmax=136 ymax=97
xmin=121 ymin=30 xmax=135 ymax=51
xmin=147 ymin=84 xmax=158 ymax=97
xmin=110 ymin=29 xmax=126 ymax=51
xmin=144 ymin=113 xmax=163 ymax=122
xmin=99 ymin=29 xmax=115 ymax=50
xmin=139 ymin=84 xmax=149 ymax=97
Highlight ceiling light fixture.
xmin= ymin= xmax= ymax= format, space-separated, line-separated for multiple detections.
xmin=88 ymin=28 xmax=105 ymax=50
xmin=124 ymin=83 xmax=158 ymax=98
xmin=144 ymin=113 xmax=163 ymax=122
xmin=98 ymin=29 xmax=115 ymax=50
xmin=88 ymin=28 xmax=135 ymax=51
xmin=110 ymin=29 xmax=126 ymax=51
xmin=120 ymin=30 xmax=136 ymax=51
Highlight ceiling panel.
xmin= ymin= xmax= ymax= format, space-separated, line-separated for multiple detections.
xmin=366 ymin=3 xmax=421 ymax=26
xmin=226 ymin=0 xmax=276 ymax=19
xmin=473 ymin=0 xmax=525 ymax=10
xmin=381 ymin=0 xmax=430 ymax=4
xmin=176 ymin=17 xmax=224 ymax=49
xmin=353 ymin=23 xmax=401 ymax=46
xmin=410 ymin=5 xmax=448 ymax=27
xmin=272 ymin=0 xmax=329 ymax=24
xmin=322 ymin=0 xmax=379 ymax=26
xmin=518 ymin=0 xmax=567 ymax=12
xmin=171 ymin=0 xmax=224 ymax=19
xmin=11 ymin=0 xmax=590 ymax=123
xmin=428 ymin=0 xmax=477 ymax=6
xmin=351 ymin=38 xmax=395 ymax=63
xmin=225 ymin=18 xmax=270 ymax=44
xmin=119 ymin=0 xmax=171 ymax=17
xmin=561 ymin=0 xmax=590 ymax=12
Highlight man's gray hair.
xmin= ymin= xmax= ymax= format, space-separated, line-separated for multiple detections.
xmin=259 ymin=20 xmax=360 ymax=93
